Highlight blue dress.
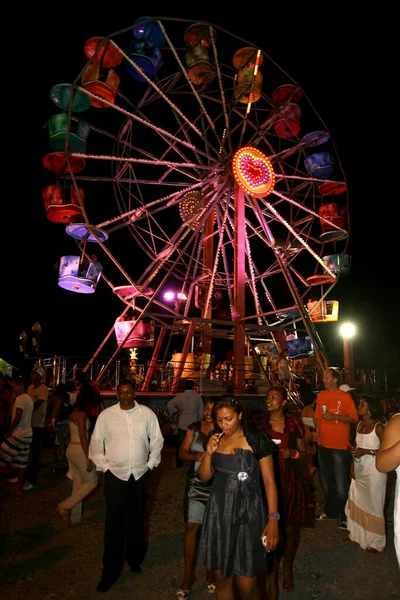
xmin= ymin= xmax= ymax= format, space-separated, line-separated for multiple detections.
xmin=197 ymin=430 xmax=272 ymax=577
xmin=183 ymin=421 xmax=212 ymax=524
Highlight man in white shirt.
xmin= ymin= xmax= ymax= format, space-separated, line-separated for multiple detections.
xmin=167 ymin=378 xmax=204 ymax=467
xmin=0 ymin=376 xmax=33 ymax=497
xmin=89 ymin=378 xmax=164 ymax=593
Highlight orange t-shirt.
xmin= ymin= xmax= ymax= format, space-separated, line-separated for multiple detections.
xmin=314 ymin=390 xmax=358 ymax=450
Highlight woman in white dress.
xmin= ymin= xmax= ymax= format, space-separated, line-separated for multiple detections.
xmin=57 ymin=388 xmax=97 ymax=523
xmin=376 ymin=412 xmax=400 ymax=567
xmin=344 ymin=395 xmax=387 ymax=553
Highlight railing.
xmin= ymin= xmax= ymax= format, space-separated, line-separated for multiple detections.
xmin=31 ymin=355 xmax=392 ymax=396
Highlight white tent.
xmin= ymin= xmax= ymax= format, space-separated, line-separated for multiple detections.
xmin=0 ymin=358 xmax=16 ymax=377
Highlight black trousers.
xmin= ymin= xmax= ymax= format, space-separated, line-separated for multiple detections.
xmin=102 ymin=469 xmax=150 ymax=583
xmin=26 ymin=427 xmax=46 ymax=485
xmin=176 ymin=428 xmax=187 ymax=467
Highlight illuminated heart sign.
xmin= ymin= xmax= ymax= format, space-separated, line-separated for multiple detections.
xmin=232 ymin=146 xmax=275 ymax=197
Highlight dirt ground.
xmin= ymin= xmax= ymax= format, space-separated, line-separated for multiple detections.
xmin=0 ymin=441 xmax=399 ymax=600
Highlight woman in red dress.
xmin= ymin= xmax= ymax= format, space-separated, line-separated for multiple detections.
xmin=255 ymin=386 xmax=306 ymax=599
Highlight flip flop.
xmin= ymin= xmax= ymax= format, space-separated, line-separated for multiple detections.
xmin=176 ymin=576 xmax=196 ymax=599
xmin=57 ymin=505 xmax=70 ymax=521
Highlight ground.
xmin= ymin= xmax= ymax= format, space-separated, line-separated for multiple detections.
xmin=0 ymin=442 xmax=398 ymax=600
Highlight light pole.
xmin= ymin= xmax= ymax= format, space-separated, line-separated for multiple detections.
xmin=339 ymin=322 xmax=356 ymax=385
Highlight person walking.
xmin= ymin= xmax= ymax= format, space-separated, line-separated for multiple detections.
xmin=176 ymin=397 xmax=216 ymax=599
xmin=0 ymin=376 xmax=33 ymax=498
xmin=314 ymin=368 xmax=358 ymax=529
xmin=89 ymin=378 xmax=164 ymax=593
xmin=167 ymin=379 xmax=204 ymax=468
xmin=57 ymin=391 xmax=97 ymax=524
xmin=50 ymin=381 xmax=77 ymax=473
xmin=344 ymin=394 xmax=387 ymax=553
xmin=24 ymin=370 xmax=49 ymax=490
xmin=376 ymin=411 xmax=400 ymax=567
xmin=75 ymin=371 xmax=102 ymax=434
xmin=197 ymin=396 xmax=279 ymax=599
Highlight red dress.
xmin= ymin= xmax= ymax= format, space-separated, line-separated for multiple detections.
xmin=255 ymin=414 xmax=306 ymax=528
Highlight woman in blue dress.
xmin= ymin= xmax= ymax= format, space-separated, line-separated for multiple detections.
xmin=176 ymin=397 xmax=216 ymax=599
xmin=197 ymin=396 xmax=279 ymax=599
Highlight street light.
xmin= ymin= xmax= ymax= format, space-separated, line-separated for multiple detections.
xmin=339 ymin=322 xmax=356 ymax=385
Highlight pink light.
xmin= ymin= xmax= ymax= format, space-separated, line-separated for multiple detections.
xmin=163 ymin=291 xmax=175 ymax=301
xmin=163 ymin=290 xmax=187 ymax=302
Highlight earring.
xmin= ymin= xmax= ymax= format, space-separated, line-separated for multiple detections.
xmin=368 ymin=410 xmax=371 ymax=416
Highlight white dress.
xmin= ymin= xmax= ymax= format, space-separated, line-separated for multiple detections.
xmin=345 ymin=422 xmax=387 ymax=551
xmin=277 ymin=357 xmax=291 ymax=382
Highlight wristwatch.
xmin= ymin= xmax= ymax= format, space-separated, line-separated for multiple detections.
xmin=267 ymin=512 xmax=280 ymax=520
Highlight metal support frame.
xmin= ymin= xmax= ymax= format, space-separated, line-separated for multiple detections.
xmin=233 ymin=186 xmax=246 ymax=392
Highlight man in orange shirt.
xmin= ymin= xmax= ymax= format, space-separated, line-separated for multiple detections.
xmin=314 ymin=368 xmax=358 ymax=529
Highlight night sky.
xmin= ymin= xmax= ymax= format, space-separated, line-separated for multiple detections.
xmin=2 ymin=9 xmax=397 ymax=386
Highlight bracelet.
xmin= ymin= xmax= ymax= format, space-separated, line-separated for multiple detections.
xmin=292 ymin=450 xmax=300 ymax=459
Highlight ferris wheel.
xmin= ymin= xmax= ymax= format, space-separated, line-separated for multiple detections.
xmin=42 ymin=17 xmax=350 ymax=390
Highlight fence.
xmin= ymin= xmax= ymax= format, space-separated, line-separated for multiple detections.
xmin=30 ymin=355 xmax=393 ymax=397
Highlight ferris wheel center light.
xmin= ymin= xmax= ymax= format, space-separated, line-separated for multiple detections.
xmin=232 ymin=147 xmax=275 ymax=197
xmin=340 ymin=323 xmax=356 ymax=338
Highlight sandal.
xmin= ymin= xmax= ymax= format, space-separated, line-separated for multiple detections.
xmin=206 ymin=582 xmax=216 ymax=593
xmin=176 ymin=576 xmax=195 ymax=599
xmin=57 ymin=505 xmax=70 ymax=521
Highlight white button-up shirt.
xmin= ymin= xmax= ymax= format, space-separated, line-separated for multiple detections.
xmin=166 ymin=390 xmax=204 ymax=430
xmin=89 ymin=402 xmax=164 ymax=481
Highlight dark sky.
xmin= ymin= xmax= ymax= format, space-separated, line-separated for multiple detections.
xmin=2 ymin=9 xmax=397 ymax=385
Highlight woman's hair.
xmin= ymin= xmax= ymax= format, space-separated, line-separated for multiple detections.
xmin=267 ymin=385 xmax=288 ymax=401
xmin=211 ymin=395 xmax=246 ymax=430
xmin=361 ymin=394 xmax=383 ymax=420
xmin=65 ymin=380 xmax=77 ymax=392
xmin=75 ymin=383 xmax=96 ymax=412
xmin=265 ymin=385 xmax=289 ymax=415
xmin=203 ymin=396 xmax=217 ymax=407
xmin=55 ymin=382 xmax=67 ymax=396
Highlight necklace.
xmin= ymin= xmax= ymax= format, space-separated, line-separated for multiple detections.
xmin=359 ymin=420 xmax=373 ymax=433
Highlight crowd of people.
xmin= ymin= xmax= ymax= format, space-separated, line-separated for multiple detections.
xmin=0 ymin=369 xmax=101 ymax=500
xmin=0 ymin=365 xmax=399 ymax=599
